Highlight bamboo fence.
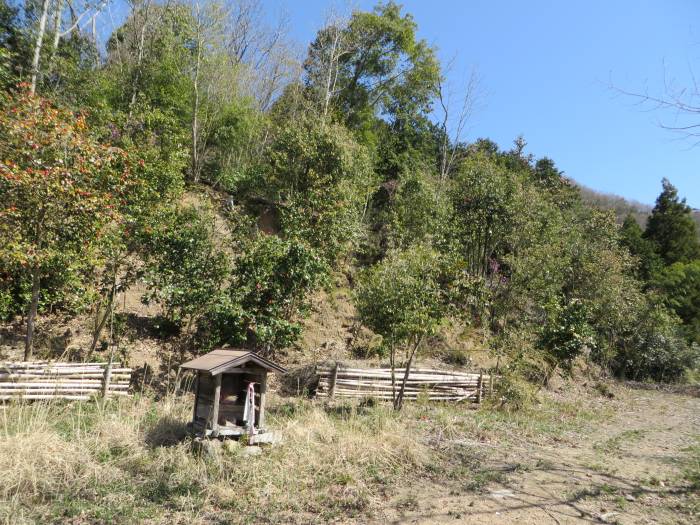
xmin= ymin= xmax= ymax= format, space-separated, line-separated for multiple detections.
xmin=316 ymin=364 xmax=494 ymax=403
xmin=0 ymin=360 xmax=132 ymax=401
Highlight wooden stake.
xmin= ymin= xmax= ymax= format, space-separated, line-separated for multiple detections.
xmin=211 ymin=374 xmax=222 ymax=436
xmin=258 ymin=373 xmax=267 ymax=430
xmin=329 ymin=362 xmax=339 ymax=398
xmin=476 ymin=371 xmax=483 ymax=404
xmin=101 ymin=354 xmax=113 ymax=399
xmin=192 ymin=371 xmax=200 ymax=425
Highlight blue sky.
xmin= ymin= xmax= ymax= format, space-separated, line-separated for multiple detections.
xmin=100 ymin=1 xmax=699 ymax=206
xmin=264 ymin=0 xmax=700 ymax=207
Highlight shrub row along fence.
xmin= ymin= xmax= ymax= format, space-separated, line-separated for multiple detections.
xmin=0 ymin=360 xmax=132 ymax=401
xmin=316 ymin=364 xmax=494 ymax=403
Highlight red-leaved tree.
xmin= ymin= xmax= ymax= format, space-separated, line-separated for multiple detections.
xmin=0 ymin=88 xmax=129 ymax=359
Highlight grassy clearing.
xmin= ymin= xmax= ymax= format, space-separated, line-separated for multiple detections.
xmin=468 ymin=396 xmax=610 ymax=444
xmin=0 ymin=396 xmax=438 ymax=524
xmin=0 ymin=392 xmax=610 ymax=524
xmin=593 ymin=429 xmax=648 ymax=455
xmin=682 ymin=437 xmax=700 ymax=490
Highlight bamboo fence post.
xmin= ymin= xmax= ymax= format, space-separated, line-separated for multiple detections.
xmin=192 ymin=371 xmax=200 ymax=424
xmin=101 ymin=355 xmax=113 ymax=399
xmin=211 ymin=374 xmax=222 ymax=436
xmin=258 ymin=373 xmax=267 ymax=430
xmin=329 ymin=362 xmax=339 ymax=398
xmin=476 ymin=371 xmax=483 ymax=404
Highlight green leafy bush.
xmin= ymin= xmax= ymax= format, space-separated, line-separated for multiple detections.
xmin=141 ymin=205 xmax=229 ymax=331
xmin=613 ymin=304 xmax=700 ymax=382
xmin=355 ymin=245 xmax=448 ymax=409
xmin=539 ymin=298 xmax=595 ymax=369
xmin=651 ymin=260 xmax=700 ymax=343
xmin=202 ymin=234 xmax=328 ymax=352
xmin=260 ymin=120 xmax=376 ymax=265
xmin=386 ymin=171 xmax=450 ymax=250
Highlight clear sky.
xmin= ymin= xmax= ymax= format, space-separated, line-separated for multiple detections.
xmin=264 ymin=0 xmax=700 ymax=207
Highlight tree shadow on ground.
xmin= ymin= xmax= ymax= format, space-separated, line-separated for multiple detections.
xmin=145 ymin=415 xmax=190 ymax=448
xmin=0 ymin=322 xmax=72 ymax=360
xmin=387 ymin=461 xmax=696 ymax=524
xmin=122 ymin=312 xmax=198 ymax=399
xmin=624 ymin=380 xmax=700 ymax=398
xmin=129 ymin=359 xmax=196 ymax=401
xmin=322 ymin=399 xmax=382 ymax=419
xmin=0 ymin=324 xmax=25 ymax=352
xmin=130 ymin=361 xmax=157 ymax=395
xmin=277 ymin=364 xmax=319 ymax=397
xmin=124 ymin=313 xmax=179 ymax=341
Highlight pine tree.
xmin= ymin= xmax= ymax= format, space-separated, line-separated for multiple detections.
xmin=652 ymin=260 xmax=700 ymax=344
xmin=644 ymin=178 xmax=700 ymax=265
xmin=620 ymin=214 xmax=662 ymax=281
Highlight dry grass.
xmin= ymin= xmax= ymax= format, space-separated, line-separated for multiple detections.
xmin=0 ymin=386 xmax=615 ymax=524
xmin=0 ymin=395 xmax=443 ymax=524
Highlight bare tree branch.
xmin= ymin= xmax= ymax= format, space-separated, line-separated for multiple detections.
xmin=437 ymin=66 xmax=481 ymax=182
xmin=610 ymin=61 xmax=700 ymax=144
xmin=58 ymin=1 xmax=109 ymax=38
xmin=30 ymin=0 xmax=51 ymax=94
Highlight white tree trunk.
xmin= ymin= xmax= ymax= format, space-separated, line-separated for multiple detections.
xmin=191 ymin=34 xmax=202 ymax=182
xmin=30 ymin=0 xmax=52 ymax=94
xmin=128 ymin=1 xmax=153 ymax=118
xmin=321 ymin=26 xmax=341 ymax=120
xmin=52 ymin=0 xmax=64 ymax=51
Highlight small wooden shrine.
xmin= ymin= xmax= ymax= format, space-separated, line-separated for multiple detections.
xmin=181 ymin=349 xmax=286 ymax=438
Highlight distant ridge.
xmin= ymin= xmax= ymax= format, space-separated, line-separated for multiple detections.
xmin=575 ymin=182 xmax=700 ymax=233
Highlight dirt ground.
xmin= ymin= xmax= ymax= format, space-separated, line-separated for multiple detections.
xmin=380 ymin=386 xmax=699 ymax=525
xmin=1 ymin=294 xmax=698 ymax=524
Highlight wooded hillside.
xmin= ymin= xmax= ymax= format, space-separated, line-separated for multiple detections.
xmin=0 ymin=0 xmax=698 ymax=389
xmin=578 ymin=184 xmax=700 ymax=233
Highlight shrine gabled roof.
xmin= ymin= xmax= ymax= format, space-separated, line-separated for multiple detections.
xmin=180 ymin=349 xmax=287 ymax=375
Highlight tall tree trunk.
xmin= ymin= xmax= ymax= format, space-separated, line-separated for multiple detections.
xmin=24 ymin=266 xmax=41 ymax=360
xmin=321 ymin=25 xmax=342 ymax=121
xmin=89 ymin=279 xmax=116 ymax=356
xmin=389 ymin=345 xmax=396 ymax=406
xmin=47 ymin=0 xmax=64 ymax=79
xmin=395 ymin=334 xmax=423 ymax=411
xmin=25 ymin=213 xmax=45 ymax=360
xmin=191 ymin=36 xmax=202 ymax=182
xmin=128 ymin=2 xmax=152 ymax=118
xmin=51 ymin=0 xmax=64 ymax=52
xmin=30 ymin=0 xmax=52 ymax=94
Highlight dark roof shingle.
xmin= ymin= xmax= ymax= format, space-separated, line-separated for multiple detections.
xmin=180 ymin=349 xmax=286 ymax=375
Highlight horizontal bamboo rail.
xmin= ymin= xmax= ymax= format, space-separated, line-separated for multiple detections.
xmin=0 ymin=361 xmax=132 ymax=401
xmin=0 ymin=381 xmax=129 ymax=387
xmin=316 ymin=363 xmax=495 ymax=404
xmin=0 ymin=361 xmax=117 ymax=367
